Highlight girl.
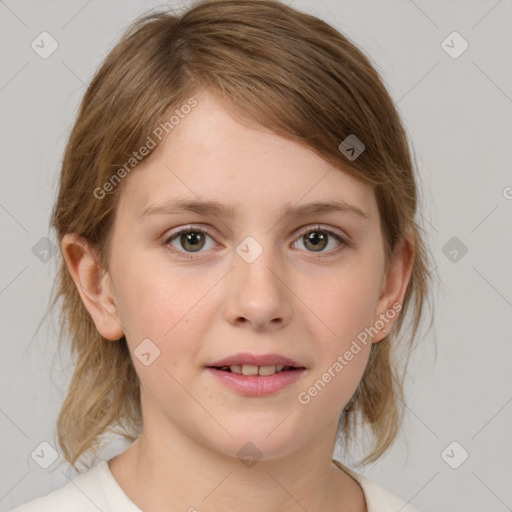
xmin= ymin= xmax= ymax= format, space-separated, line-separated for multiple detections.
xmin=11 ymin=0 xmax=434 ymax=510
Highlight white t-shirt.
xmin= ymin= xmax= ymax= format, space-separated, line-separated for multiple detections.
xmin=9 ymin=458 xmax=420 ymax=512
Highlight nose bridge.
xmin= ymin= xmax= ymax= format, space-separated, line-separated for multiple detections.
xmin=225 ymin=234 xmax=292 ymax=329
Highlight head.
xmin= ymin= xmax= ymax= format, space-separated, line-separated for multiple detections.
xmin=50 ymin=0 xmax=434 ymax=470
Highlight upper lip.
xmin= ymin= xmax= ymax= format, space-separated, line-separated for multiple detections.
xmin=208 ymin=353 xmax=305 ymax=368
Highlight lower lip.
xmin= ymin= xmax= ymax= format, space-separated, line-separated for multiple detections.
xmin=206 ymin=368 xmax=306 ymax=396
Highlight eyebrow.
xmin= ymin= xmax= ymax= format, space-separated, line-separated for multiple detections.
xmin=138 ymin=198 xmax=370 ymax=223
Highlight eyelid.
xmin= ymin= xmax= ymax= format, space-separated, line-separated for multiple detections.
xmin=295 ymin=223 xmax=350 ymax=243
xmin=164 ymin=224 xmax=216 ymax=243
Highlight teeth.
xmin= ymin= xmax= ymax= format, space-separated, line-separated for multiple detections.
xmin=241 ymin=364 xmax=259 ymax=375
xmin=258 ymin=365 xmax=277 ymax=376
xmin=228 ymin=364 xmax=289 ymax=376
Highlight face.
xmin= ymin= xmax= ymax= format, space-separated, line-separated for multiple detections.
xmin=80 ymin=92 xmax=406 ymax=461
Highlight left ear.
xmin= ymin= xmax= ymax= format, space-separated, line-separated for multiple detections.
xmin=372 ymin=231 xmax=415 ymax=343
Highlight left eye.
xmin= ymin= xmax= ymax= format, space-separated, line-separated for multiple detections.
xmin=291 ymin=226 xmax=346 ymax=254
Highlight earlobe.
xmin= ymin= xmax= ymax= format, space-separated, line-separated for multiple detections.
xmin=372 ymin=232 xmax=415 ymax=343
xmin=60 ymin=233 xmax=125 ymax=341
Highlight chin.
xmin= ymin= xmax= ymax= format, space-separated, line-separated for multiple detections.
xmin=202 ymin=424 xmax=310 ymax=464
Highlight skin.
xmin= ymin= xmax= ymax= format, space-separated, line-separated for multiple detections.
xmin=62 ymin=91 xmax=414 ymax=511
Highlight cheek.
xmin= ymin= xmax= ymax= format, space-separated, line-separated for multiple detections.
xmin=114 ymin=260 xmax=222 ymax=390
xmin=113 ymin=254 xmax=204 ymax=338
xmin=299 ymin=301 xmax=373 ymax=417
xmin=311 ymin=262 xmax=383 ymax=345
xmin=300 ymin=257 xmax=382 ymax=404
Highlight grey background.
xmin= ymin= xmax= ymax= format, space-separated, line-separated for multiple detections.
xmin=1 ymin=1 xmax=511 ymax=511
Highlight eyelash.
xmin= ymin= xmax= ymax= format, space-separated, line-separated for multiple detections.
xmin=163 ymin=224 xmax=349 ymax=260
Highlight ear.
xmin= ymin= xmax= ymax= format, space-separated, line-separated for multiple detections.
xmin=372 ymin=231 xmax=415 ymax=343
xmin=60 ymin=233 xmax=125 ymax=341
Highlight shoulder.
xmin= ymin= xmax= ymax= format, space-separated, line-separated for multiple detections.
xmin=332 ymin=459 xmax=421 ymax=512
xmin=8 ymin=460 xmax=141 ymax=512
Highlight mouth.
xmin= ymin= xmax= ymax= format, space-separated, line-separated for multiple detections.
xmin=205 ymin=353 xmax=306 ymax=396
xmin=208 ymin=364 xmax=301 ymax=376
xmin=206 ymin=353 xmax=306 ymax=375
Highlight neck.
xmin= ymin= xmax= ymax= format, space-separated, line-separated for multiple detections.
xmin=109 ymin=415 xmax=365 ymax=511
xmin=110 ymin=392 xmax=366 ymax=512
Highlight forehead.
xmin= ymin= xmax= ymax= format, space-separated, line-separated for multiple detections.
xmin=117 ymin=92 xmax=378 ymax=223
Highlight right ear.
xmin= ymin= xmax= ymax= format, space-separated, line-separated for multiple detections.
xmin=60 ymin=233 xmax=125 ymax=341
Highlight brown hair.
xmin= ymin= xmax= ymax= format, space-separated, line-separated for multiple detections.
xmin=49 ymin=0 xmax=436 ymax=470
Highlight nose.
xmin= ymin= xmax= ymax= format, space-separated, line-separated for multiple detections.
xmin=223 ymin=243 xmax=293 ymax=331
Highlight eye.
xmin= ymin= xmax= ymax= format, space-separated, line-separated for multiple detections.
xmin=291 ymin=225 xmax=348 ymax=255
xmin=164 ymin=224 xmax=348 ymax=260
xmin=165 ymin=227 xmax=216 ymax=258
